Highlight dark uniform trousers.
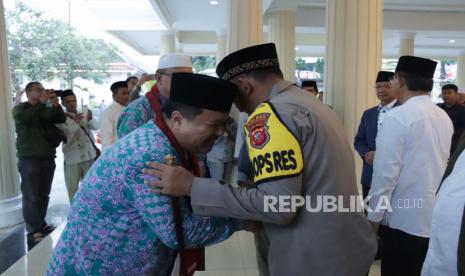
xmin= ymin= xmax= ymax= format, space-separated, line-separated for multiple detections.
xmin=18 ymin=157 xmax=56 ymax=234
xmin=379 ymin=225 xmax=429 ymax=276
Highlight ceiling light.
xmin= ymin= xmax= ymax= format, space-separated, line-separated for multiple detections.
xmin=449 ymin=40 xmax=456 ymax=43
xmin=295 ymin=47 xmax=299 ymax=50
xmin=210 ymin=0 xmax=218 ymax=5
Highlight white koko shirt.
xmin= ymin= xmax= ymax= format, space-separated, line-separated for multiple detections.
xmin=377 ymin=100 xmax=397 ymax=130
xmin=99 ymin=101 xmax=125 ymax=152
xmin=368 ymin=95 xmax=453 ymax=237
xmin=56 ymin=113 xmax=99 ymax=165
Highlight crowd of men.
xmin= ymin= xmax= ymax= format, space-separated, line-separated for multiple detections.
xmin=11 ymin=43 xmax=465 ymax=276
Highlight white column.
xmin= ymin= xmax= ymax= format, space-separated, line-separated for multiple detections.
xmin=160 ymin=31 xmax=176 ymax=56
xmin=226 ymin=0 xmax=263 ymax=119
xmin=0 ymin=0 xmax=23 ymax=228
xmin=227 ymin=0 xmax=263 ymax=54
xmin=457 ymin=52 xmax=465 ymax=88
xmin=216 ymin=30 xmax=226 ymax=65
xmin=268 ymin=9 xmax=297 ymax=81
xmin=175 ymin=43 xmax=183 ymax=54
xmin=399 ymin=32 xmax=415 ymax=57
xmin=225 ymin=0 xmax=263 ymax=185
xmin=325 ymin=0 xmax=383 ymax=140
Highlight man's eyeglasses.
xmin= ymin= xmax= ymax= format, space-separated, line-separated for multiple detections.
xmin=388 ymin=75 xmax=396 ymax=84
xmin=374 ymin=83 xmax=392 ymax=89
xmin=158 ymin=72 xmax=172 ymax=77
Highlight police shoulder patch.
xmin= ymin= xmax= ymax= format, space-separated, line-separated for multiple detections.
xmin=244 ymin=102 xmax=304 ymax=185
xmin=245 ymin=112 xmax=270 ymax=149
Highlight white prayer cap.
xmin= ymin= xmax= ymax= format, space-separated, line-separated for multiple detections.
xmin=157 ymin=54 xmax=192 ymax=70
xmin=458 ymin=88 xmax=465 ymax=94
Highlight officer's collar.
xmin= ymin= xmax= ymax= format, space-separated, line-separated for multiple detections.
xmin=269 ymin=80 xmax=296 ymax=98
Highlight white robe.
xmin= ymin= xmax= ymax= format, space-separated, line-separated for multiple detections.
xmin=421 ymin=150 xmax=465 ymax=276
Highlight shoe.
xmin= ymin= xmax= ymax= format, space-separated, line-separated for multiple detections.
xmin=26 ymin=231 xmax=45 ymax=250
xmin=42 ymin=224 xmax=56 ymax=234
xmin=27 ymin=231 xmax=45 ymax=243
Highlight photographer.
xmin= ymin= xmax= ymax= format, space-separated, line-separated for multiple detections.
xmin=12 ymin=81 xmax=66 ymax=247
xmin=56 ymin=90 xmax=99 ymax=202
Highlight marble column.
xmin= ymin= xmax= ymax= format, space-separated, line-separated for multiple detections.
xmin=399 ymin=32 xmax=415 ymax=57
xmin=226 ymin=0 xmax=263 ymax=118
xmin=0 ymin=0 xmax=23 ymax=228
xmin=175 ymin=43 xmax=183 ymax=54
xmin=216 ymin=30 xmax=226 ymax=65
xmin=227 ymin=0 xmax=263 ymax=54
xmin=160 ymin=31 xmax=176 ymax=56
xmin=268 ymin=8 xmax=297 ymax=81
xmin=325 ymin=0 xmax=383 ymax=138
xmin=325 ymin=0 xmax=383 ymax=186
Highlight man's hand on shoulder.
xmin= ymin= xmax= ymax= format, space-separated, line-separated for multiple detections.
xmin=143 ymin=162 xmax=194 ymax=196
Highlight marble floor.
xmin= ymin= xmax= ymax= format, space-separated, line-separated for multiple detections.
xmin=1 ymin=223 xmax=381 ymax=276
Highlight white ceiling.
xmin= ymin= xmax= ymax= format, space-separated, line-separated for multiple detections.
xmin=164 ymin=0 xmax=228 ymax=31
xmin=108 ymin=30 xmax=162 ymax=55
xmin=64 ymin=0 xmax=465 ymax=68
xmin=81 ymin=0 xmax=166 ymax=30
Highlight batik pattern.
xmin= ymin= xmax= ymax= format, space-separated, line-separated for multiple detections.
xmin=116 ymin=96 xmax=155 ymax=139
xmin=47 ymin=121 xmax=242 ymax=275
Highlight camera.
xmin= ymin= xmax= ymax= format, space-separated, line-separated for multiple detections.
xmin=44 ymin=89 xmax=63 ymax=98
xmin=50 ymin=90 xmax=63 ymax=96
xmin=45 ymin=89 xmax=63 ymax=107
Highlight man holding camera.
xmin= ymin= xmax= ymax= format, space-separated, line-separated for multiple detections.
xmin=12 ymin=81 xmax=66 ymax=246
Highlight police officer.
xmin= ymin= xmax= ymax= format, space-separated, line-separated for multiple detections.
xmin=145 ymin=43 xmax=377 ymax=276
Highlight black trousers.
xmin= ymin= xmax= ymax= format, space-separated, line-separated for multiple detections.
xmin=18 ymin=157 xmax=56 ymax=234
xmin=379 ymin=225 xmax=429 ymax=276
xmin=362 ymin=185 xmax=370 ymax=199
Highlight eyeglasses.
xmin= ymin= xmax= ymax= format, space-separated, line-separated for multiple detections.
xmin=158 ymin=72 xmax=172 ymax=77
xmin=374 ymin=83 xmax=392 ymax=89
xmin=388 ymin=76 xmax=396 ymax=84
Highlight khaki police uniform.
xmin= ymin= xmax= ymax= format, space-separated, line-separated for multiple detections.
xmin=190 ymin=80 xmax=377 ymax=276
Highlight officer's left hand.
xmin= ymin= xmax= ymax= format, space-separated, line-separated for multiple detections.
xmin=143 ymin=162 xmax=194 ymax=196
xmin=245 ymin=221 xmax=262 ymax=233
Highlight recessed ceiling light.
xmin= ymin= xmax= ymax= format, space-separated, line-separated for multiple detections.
xmin=295 ymin=47 xmax=299 ymax=50
xmin=210 ymin=0 xmax=218 ymax=5
xmin=449 ymin=39 xmax=456 ymax=43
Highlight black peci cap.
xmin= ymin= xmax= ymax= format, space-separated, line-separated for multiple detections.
xmin=216 ymin=43 xmax=280 ymax=81
xmin=170 ymin=73 xmax=238 ymax=112
xmin=395 ymin=56 xmax=437 ymax=79
xmin=376 ymin=71 xmax=395 ymax=83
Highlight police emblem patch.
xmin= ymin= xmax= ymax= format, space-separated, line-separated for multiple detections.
xmin=246 ymin=113 xmax=271 ymax=149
